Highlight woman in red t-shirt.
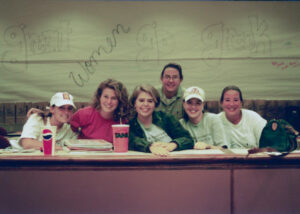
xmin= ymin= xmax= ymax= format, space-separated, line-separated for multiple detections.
xmin=70 ymin=79 xmax=130 ymax=143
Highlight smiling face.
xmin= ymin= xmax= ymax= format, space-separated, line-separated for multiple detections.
xmin=135 ymin=91 xmax=156 ymax=121
xmin=50 ymin=104 xmax=74 ymax=125
xmin=161 ymin=67 xmax=182 ymax=98
xmin=183 ymin=98 xmax=204 ymax=123
xmin=99 ymin=87 xmax=119 ymax=117
xmin=221 ymin=89 xmax=242 ymax=119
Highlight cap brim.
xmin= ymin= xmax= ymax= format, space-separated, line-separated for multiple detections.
xmin=185 ymin=94 xmax=204 ymax=102
xmin=56 ymin=101 xmax=76 ymax=109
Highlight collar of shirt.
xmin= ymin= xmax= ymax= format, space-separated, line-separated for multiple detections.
xmin=158 ymin=85 xmax=184 ymax=105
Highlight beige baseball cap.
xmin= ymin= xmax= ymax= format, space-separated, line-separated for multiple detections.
xmin=183 ymin=86 xmax=205 ymax=102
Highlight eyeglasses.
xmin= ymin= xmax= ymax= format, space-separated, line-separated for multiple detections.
xmin=163 ymin=75 xmax=180 ymax=81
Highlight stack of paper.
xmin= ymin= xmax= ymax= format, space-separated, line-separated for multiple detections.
xmin=64 ymin=139 xmax=113 ymax=151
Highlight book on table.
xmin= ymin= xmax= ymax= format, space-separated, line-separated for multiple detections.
xmin=64 ymin=139 xmax=113 ymax=151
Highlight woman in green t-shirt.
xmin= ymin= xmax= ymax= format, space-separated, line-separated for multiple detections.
xmin=180 ymin=86 xmax=228 ymax=149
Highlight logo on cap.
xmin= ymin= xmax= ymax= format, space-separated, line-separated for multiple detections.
xmin=190 ymin=87 xmax=202 ymax=96
xmin=63 ymin=92 xmax=71 ymax=100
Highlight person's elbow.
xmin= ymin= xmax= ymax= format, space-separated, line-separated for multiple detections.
xmin=20 ymin=138 xmax=36 ymax=149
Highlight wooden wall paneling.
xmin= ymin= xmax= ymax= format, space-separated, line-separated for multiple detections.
xmin=16 ymin=103 xmax=29 ymax=125
xmin=285 ymin=100 xmax=300 ymax=131
xmin=31 ymin=102 xmax=49 ymax=111
xmin=75 ymin=102 xmax=88 ymax=109
xmin=243 ymin=100 xmax=255 ymax=111
xmin=264 ymin=100 xmax=284 ymax=120
xmin=26 ymin=102 xmax=33 ymax=114
xmin=287 ymin=100 xmax=300 ymax=107
xmin=0 ymin=103 xmax=5 ymax=124
xmin=253 ymin=100 xmax=268 ymax=118
xmin=205 ymin=101 xmax=220 ymax=114
xmin=4 ymin=103 xmax=16 ymax=125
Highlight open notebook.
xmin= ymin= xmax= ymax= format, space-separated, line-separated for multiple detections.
xmin=64 ymin=139 xmax=113 ymax=151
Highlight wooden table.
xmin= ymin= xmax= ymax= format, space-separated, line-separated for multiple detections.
xmin=1 ymin=150 xmax=300 ymax=214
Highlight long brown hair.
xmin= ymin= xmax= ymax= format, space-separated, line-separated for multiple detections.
xmin=91 ymin=79 xmax=130 ymax=121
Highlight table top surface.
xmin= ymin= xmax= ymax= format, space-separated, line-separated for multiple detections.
xmin=1 ymin=148 xmax=300 ymax=170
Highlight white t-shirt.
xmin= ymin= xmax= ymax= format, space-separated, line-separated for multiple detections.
xmin=180 ymin=112 xmax=228 ymax=147
xmin=218 ymin=109 xmax=267 ymax=149
xmin=138 ymin=120 xmax=172 ymax=143
xmin=20 ymin=114 xmax=78 ymax=146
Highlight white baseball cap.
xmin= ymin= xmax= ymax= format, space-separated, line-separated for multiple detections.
xmin=183 ymin=86 xmax=205 ymax=102
xmin=50 ymin=92 xmax=76 ymax=108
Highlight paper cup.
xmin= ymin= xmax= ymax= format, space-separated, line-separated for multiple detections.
xmin=42 ymin=126 xmax=56 ymax=155
xmin=112 ymin=124 xmax=129 ymax=153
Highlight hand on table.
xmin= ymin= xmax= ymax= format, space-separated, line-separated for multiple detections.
xmin=194 ymin=142 xmax=220 ymax=150
xmin=150 ymin=142 xmax=178 ymax=156
xmin=149 ymin=146 xmax=169 ymax=156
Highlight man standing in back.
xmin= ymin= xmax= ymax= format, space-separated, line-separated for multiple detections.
xmin=156 ymin=63 xmax=184 ymax=120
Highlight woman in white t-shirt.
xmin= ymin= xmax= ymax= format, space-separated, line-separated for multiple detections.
xmin=180 ymin=86 xmax=228 ymax=150
xmin=218 ymin=85 xmax=267 ymax=149
xmin=20 ymin=92 xmax=78 ymax=150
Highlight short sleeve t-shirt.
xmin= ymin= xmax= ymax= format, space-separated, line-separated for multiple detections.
xmin=138 ymin=119 xmax=172 ymax=143
xmin=20 ymin=114 xmax=78 ymax=146
xmin=218 ymin=109 xmax=267 ymax=149
xmin=70 ymin=107 xmax=120 ymax=143
xmin=180 ymin=112 xmax=228 ymax=147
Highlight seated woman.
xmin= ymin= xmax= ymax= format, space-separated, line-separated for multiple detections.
xmin=218 ymin=85 xmax=267 ymax=149
xmin=180 ymin=86 xmax=228 ymax=149
xmin=20 ymin=92 xmax=77 ymax=150
xmin=70 ymin=79 xmax=130 ymax=143
xmin=128 ymin=84 xmax=193 ymax=156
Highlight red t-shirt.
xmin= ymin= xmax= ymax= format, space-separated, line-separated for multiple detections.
xmin=70 ymin=107 xmax=120 ymax=143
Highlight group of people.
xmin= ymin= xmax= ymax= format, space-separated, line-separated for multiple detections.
xmin=20 ymin=63 xmax=267 ymax=156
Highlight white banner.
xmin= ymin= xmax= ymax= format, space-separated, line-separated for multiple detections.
xmin=1 ymin=1 xmax=300 ymax=102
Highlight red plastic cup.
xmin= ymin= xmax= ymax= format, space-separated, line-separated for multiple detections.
xmin=42 ymin=126 xmax=56 ymax=155
xmin=112 ymin=124 xmax=129 ymax=153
